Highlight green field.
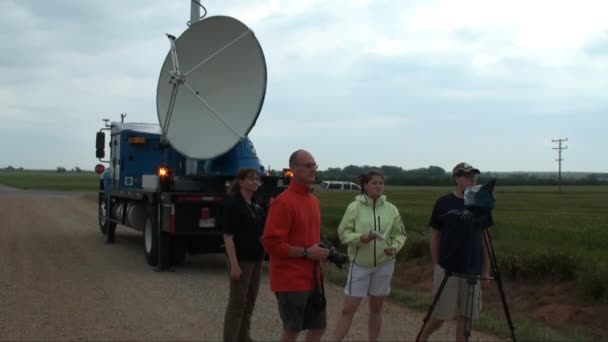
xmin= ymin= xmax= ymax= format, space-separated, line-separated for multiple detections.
xmin=317 ymin=185 xmax=608 ymax=340
xmin=2 ymin=171 xmax=606 ymax=293
xmin=2 ymin=171 xmax=607 ymax=339
xmin=318 ymin=185 xmax=608 ymax=293
xmin=0 ymin=170 xmax=99 ymax=191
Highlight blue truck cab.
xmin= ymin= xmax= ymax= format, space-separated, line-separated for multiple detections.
xmin=95 ymin=121 xmax=289 ymax=269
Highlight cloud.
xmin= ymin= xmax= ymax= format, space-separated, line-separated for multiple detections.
xmin=0 ymin=0 xmax=607 ymax=172
xmin=585 ymin=31 xmax=608 ymax=56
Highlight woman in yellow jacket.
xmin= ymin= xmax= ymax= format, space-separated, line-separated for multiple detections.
xmin=332 ymin=170 xmax=407 ymax=342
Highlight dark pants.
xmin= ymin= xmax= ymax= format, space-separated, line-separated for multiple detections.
xmin=223 ymin=260 xmax=262 ymax=342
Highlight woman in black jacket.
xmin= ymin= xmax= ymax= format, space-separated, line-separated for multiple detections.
xmin=222 ymin=168 xmax=266 ymax=342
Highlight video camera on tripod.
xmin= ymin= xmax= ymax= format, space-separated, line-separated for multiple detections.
xmin=463 ymin=178 xmax=496 ymax=219
xmin=416 ymin=178 xmax=517 ymax=342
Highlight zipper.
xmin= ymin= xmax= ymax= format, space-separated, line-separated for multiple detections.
xmin=372 ymin=201 xmax=377 ymax=267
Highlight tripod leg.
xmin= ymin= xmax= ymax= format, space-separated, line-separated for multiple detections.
xmin=416 ymin=269 xmax=450 ymax=342
xmin=483 ymin=229 xmax=517 ymax=342
xmin=462 ymin=278 xmax=478 ymax=342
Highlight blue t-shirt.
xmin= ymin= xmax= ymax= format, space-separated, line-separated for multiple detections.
xmin=428 ymin=193 xmax=492 ymax=275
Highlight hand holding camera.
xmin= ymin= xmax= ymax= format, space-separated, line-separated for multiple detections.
xmin=306 ymin=244 xmax=330 ymax=261
xmin=318 ymin=239 xmax=349 ymax=268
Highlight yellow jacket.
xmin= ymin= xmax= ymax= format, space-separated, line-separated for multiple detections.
xmin=337 ymin=194 xmax=407 ymax=267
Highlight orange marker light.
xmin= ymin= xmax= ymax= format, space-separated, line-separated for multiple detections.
xmin=127 ymin=136 xmax=146 ymax=144
xmin=283 ymin=168 xmax=294 ymax=178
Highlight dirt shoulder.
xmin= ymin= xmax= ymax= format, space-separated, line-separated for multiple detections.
xmin=0 ymin=192 xmax=498 ymax=341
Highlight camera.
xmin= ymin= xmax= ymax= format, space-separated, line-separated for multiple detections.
xmin=319 ymin=239 xmax=349 ymax=268
xmin=464 ymin=178 xmax=496 ymax=219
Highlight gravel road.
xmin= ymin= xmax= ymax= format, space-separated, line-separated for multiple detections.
xmin=0 ymin=189 xmax=498 ymax=341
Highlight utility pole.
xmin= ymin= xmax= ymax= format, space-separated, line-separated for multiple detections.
xmin=552 ymin=138 xmax=568 ymax=192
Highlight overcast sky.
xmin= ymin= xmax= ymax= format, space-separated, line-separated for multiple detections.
xmin=1 ymin=0 xmax=607 ymax=173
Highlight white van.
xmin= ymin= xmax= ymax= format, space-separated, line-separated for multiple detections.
xmin=319 ymin=181 xmax=361 ymax=192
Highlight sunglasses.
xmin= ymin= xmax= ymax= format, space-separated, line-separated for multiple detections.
xmin=297 ymin=162 xmax=318 ymax=170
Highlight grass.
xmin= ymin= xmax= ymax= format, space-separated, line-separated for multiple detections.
xmin=0 ymin=170 xmax=99 ymax=191
xmin=3 ymin=171 xmax=607 ymax=339
xmin=317 ymin=185 xmax=608 ymax=299
xmin=317 ymin=185 xmax=608 ymax=340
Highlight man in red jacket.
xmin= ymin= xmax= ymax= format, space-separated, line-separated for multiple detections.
xmin=262 ymin=149 xmax=330 ymax=342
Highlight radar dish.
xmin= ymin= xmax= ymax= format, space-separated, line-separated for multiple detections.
xmin=156 ymin=16 xmax=267 ymax=159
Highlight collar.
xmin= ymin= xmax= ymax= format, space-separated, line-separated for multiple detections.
xmin=355 ymin=194 xmax=386 ymax=206
xmin=452 ymin=190 xmax=465 ymax=199
xmin=234 ymin=192 xmax=255 ymax=205
xmin=289 ymin=181 xmax=313 ymax=196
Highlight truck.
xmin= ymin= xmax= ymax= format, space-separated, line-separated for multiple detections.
xmin=93 ymin=4 xmax=290 ymax=270
xmin=94 ymin=120 xmax=289 ymax=269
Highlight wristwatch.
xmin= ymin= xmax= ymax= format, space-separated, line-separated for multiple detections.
xmin=302 ymin=247 xmax=309 ymax=259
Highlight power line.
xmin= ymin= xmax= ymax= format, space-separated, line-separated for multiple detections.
xmin=552 ymin=138 xmax=568 ymax=192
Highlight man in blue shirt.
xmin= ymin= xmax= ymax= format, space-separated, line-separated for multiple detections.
xmin=419 ymin=162 xmax=491 ymax=342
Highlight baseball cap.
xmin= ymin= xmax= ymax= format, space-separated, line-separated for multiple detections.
xmin=452 ymin=162 xmax=480 ymax=176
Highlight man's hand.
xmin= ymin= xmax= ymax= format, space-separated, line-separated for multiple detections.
xmin=306 ymin=244 xmax=330 ymax=261
xmin=230 ymin=264 xmax=242 ymax=281
xmin=384 ymin=247 xmax=396 ymax=256
xmin=481 ymin=272 xmax=491 ymax=289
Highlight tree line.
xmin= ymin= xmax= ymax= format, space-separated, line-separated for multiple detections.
xmin=1 ymin=166 xmax=85 ymax=173
xmin=272 ymin=165 xmax=608 ymax=186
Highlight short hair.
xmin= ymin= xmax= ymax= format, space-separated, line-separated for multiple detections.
xmin=289 ymin=149 xmax=305 ymax=168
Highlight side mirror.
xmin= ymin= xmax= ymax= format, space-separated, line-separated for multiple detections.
xmin=96 ymin=132 xmax=105 ymax=158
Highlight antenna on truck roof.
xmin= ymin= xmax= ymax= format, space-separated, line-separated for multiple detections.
xmin=156 ymin=2 xmax=267 ymax=160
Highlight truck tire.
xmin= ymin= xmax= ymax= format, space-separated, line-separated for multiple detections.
xmin=98 ymin=193 xmax=116 ymax=236
xmin=144 ymin=206 xmax=174 ymax=269
xmin=143 ymin=212 xmax=159 ymax=266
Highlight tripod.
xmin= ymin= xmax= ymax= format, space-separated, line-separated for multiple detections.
xmin=415 ymin=216 xmax=517 ymax=342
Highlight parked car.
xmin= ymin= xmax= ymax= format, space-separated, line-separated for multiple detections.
xmin=319 ymin=181 xmax=361 ymax=192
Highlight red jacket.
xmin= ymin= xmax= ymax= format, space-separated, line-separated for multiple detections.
xmin=262 ymin=182 xmax=321 ymax=292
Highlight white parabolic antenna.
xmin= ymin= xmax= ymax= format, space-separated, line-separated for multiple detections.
xmin=156 ymin=16 xmax=267 ymax=159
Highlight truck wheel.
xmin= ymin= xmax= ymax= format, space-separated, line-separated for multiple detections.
xmin=98 ymin=193 xmax=116 ymax=236
xmin=143 ymin=213 xmax=159 ymax=266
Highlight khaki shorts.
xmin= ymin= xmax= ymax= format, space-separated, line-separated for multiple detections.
xmin=431 ymin=265 xmax=482 ymax=320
